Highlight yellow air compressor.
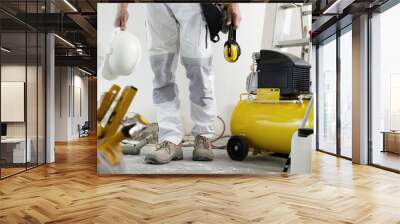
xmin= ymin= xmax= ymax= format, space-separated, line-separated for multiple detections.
xmin=227 ymin=50 xmax=314 ymax=162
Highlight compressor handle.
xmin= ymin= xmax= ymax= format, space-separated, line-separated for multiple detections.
xmin=300 ymin=95 xmax=314 ymax=129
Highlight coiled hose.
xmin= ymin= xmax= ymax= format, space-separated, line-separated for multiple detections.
xmin=182 ymin=116 xmax=228 ymax=149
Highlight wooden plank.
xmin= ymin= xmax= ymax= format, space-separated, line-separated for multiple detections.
xmin=0 ymin=136 xmax=399 ymax=223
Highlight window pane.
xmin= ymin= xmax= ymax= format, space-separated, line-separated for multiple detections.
xmin=318 ymin=37 xmax=337 ymax=154
xmin=371 ymin=4 xmax=400 ymax=171
xmin=1 ymin=31 xmax=28 ymax=177
xmin=340 ymin=29 xmax=352 ymax=158
xmin=27 ymin=31 xmax=38 ymax=169
xmin=38 ymin=32 xmax=46 ymax=165
xmin=0 ymin=0 xmax=46 ymax=179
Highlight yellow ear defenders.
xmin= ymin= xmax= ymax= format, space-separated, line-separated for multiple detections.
xmin=224 ymin=25 xmax=241 ymax=63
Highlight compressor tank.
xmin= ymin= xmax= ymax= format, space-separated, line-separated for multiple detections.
xmin=230 ymin=96 xmax=314 ymax=154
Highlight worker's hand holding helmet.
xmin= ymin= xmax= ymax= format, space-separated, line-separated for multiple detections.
xmin=225 ymin=3 xmax=241 ymax=29
xmin=115 ymin=3 xmax=129 ymax=30
xmin=101 ymin=3 xmax=141 ymax=80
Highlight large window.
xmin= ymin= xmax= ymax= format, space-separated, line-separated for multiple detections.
xmin=370 ymin=3 xmax=400 ymax=171
xmin=0 ymin=1 xmax=47 ymax=179
xmin=317 ymin=25 xmax=353 ymax=159
xmin=317 ymin=36 xmax=337 ymax=154
xmin=315 ymin=0 xmax=400 ymax=171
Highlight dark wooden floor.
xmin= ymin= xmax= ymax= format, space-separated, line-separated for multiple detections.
xmin=0 ymin=136 xmax=400 ymax=223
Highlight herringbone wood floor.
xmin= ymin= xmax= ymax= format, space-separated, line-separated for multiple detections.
xmin=1 ymin=136 xmax=400 ymax=224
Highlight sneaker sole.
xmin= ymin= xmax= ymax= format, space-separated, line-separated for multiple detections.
xmin=192 ymin=156 xmax=213 ymax=161
xmin=192 ymin=149 xmax=214 ymax=161
xmin=144 ymin=154 xmax=183 ymax=165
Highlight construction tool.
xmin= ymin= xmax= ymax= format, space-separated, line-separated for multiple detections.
xmin=97 ymin=84 xmax=151 ymax=172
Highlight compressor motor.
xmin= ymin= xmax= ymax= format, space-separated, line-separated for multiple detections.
xmin=246 ymin=50 xmax=311 ymax=98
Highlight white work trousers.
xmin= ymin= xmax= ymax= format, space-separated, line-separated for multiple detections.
xmin=145 ymin=3 xmax=216 ymax=144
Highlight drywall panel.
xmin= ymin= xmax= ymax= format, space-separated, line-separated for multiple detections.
xmin=1 ymin=82 xmax=25 ymax=122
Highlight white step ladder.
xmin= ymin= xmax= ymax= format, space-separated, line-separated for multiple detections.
xmin=271 ymin=3 xmax=312 ymax=62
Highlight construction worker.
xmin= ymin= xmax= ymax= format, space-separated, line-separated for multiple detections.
xmin=115 ymin=3 xmax=241 ymax=164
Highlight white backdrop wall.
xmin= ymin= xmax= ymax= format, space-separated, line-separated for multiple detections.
xmin=98 ymin=3 xmax=267 ymax=135
xmin=55 ymin=67 xmax=89 ymax=141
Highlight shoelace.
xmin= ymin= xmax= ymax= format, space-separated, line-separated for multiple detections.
xmin=155 ymin=142 xmax=172 ymax=154
xmin=195 ymin=136 xmax=211 ymax=149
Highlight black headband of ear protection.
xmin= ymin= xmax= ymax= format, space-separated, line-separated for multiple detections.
xmin=226 ymin=25 xmax=237 ymax=57
xmin=228 ymin=25 xmax=236 ymax=42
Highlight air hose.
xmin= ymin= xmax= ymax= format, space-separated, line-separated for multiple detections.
xmin=181 ymin=116 xmax=229 ymax=149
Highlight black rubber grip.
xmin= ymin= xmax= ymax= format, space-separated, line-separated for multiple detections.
xmin=298 ymin=128 xmax=314 ymax=137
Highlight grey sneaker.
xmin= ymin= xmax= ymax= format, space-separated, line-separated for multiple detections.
xmin=193 ymin=135 xmax=214 ymax=161
xmin=120 ymin=142 xmax=140 ymax=155
xmin=145 ymin=141 xmax=183 ymax=164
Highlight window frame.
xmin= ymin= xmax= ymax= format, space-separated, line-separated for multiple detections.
xmin=315 ymin=23 xmax=353 ymax=160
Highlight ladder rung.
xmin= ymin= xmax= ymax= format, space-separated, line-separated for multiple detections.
xmin=274 ymin=39 xmax=310 ymax=48
xmin=279 ymin=3 xmax=300 ymax=9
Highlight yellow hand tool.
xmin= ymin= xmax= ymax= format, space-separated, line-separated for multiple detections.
xmin=99 ymin=86 xmax=137 ymax=140
xmin=98 ymin=114 xmax=150 ymax=164
xmin=97 ymin=84 xmax=121 ymax=138
xmin=97 ymin=84 xmax=140 ymax=170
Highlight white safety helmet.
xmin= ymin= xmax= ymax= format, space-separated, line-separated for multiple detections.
xmin=102 ymin=29 xmax=142 ymax=80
